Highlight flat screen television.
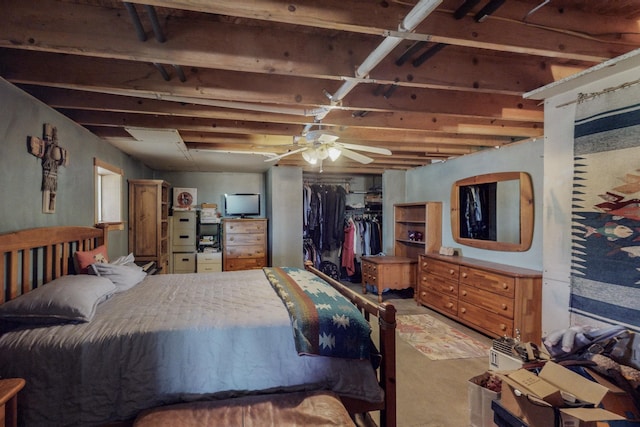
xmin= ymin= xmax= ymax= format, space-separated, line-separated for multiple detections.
xmin=224 ymin=193 xmax=260 ymax=218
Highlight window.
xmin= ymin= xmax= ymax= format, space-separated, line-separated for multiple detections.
xmin=94 ymin=158 xmax=123 ymax=230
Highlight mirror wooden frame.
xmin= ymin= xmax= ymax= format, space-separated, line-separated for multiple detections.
xmin=450 ymin=171 xmax=534 ymax=252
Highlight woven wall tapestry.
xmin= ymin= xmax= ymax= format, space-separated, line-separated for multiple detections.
xmin=571 ymin=81 xmax=640 ymax=332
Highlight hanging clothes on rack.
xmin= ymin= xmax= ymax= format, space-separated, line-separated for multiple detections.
xmin=369 ymin=216 xmax=382 ymax=255
xmin=342 ymin=216 xmax=356 ymax=276
xmin=303 ymin=238 xmax=321 ymax=268
xmin=305 ymin=184 xmax=323 ymax=250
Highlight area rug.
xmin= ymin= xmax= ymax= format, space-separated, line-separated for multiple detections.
xmin=396 ymin=314 xmax=490 ymax=361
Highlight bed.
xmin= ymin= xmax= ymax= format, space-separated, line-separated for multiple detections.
xmin=0 ymin=226 xmax=397 ymax=427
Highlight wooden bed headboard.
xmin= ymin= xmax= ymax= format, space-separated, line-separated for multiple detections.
xmin=0 ymin=225 xmax=108 ymax=303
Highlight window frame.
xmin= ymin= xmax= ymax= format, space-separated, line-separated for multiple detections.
xmin=94 ymin=158 xmax=124 ymax=231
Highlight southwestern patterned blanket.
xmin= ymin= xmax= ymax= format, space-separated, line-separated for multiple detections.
xmin=263 ymin=267 xmax=372 ymax=360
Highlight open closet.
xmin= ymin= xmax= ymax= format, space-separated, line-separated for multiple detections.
xmin=302 ymin=174 xmax=382 ymax=283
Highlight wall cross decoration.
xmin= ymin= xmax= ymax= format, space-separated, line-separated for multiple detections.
xmin=28 ymin=123 xmax=69 ymax=213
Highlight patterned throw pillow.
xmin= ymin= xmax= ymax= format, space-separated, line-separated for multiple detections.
xmin=74 ymin=245 xmax=109 ymax=274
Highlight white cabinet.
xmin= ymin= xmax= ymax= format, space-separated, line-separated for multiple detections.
xmin=173 ymin=252 xmax=196 ymax=274
xmin=171 ymin=210 xmax=196 ymax=273
xmin=172 ymin=211 xmax=197 ymax=252
xmin=197 ymin=252 xmax=222 ymax=273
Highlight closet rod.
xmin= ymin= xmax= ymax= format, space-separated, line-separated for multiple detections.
xmin=304 ymin=179 xmax=352 ymax=184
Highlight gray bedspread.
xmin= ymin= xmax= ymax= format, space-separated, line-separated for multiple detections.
xmin=0 ymin=270 xmax=383 ymax=427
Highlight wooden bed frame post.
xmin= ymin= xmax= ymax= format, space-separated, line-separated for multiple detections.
xmin=378 ymin=303 xmax=397 ymax=427
xmin=303 ymin=261 xmax=397 ymax=427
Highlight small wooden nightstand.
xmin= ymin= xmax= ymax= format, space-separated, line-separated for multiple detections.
xmin=361 ymin=256 xmax=417 ymax=302
xmin=0 ymin=378 xmax=25 ymax=427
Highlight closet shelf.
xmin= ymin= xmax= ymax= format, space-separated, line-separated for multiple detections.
xmin=395 ymin=239 xmax=426 ymax=246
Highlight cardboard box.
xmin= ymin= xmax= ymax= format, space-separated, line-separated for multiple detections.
xmin=584 ymin=369 xmax=640 ymax=421
xmin=469 ymin=372 xmax=501 ymax=427
xmin=490 ymin=348 xmax=524 ymax=372
xmin=200 ymin=207 xmax=220 ymax=223
xmin=497 ymin=362 xmax=625 ymax=427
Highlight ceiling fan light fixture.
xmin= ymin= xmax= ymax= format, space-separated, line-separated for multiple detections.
xmin=328 ymin=146 xmax=341 ymax=161
xmin=315 ymin=145 xmax=329 ymax=160
xmin=302 ymin=150 xmax=318 ymax=165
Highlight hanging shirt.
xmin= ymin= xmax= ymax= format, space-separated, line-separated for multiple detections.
xmin=342 ymin=217 xmax=356 ymax=276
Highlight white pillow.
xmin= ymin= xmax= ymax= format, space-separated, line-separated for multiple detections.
xmin=89 ymin=262 xmax=147 ymax=293
xmin=0 ymin=275 xmax=116 ymax=324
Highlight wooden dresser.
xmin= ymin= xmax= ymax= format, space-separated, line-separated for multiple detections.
xmin=417 ymin=253 xmax=542 ymax=343
xmin=223 ymin=218 xmax=268 ymax=271
xmin=361 ymin=256 xmax=417 ymax=303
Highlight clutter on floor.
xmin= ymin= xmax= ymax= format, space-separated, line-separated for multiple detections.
xmin=469 ymin=324 xmax=639 ymax=427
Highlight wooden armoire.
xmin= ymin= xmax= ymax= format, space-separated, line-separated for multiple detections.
xmin=128 ymin=179 xmax=170 ymax=273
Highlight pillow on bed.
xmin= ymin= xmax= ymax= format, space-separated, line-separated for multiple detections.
xmin=74 ymin=245 xmax=109 ymax=274
xmin=109 ymin=252 xmax=135 ymax=266
xmin=0 ymin=275 xmax=116 ymax=324
xmin=89 ymin=262 xmax=147 ymax=293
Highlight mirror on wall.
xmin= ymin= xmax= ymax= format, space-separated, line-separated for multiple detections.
xmin=450 ymin=172 xmax=534 ymax=252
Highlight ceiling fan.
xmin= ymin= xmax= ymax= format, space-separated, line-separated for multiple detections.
xmin=264 ymin=130 xmax=392 ymax=165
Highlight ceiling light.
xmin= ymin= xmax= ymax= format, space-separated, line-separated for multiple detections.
xmin=315 ymin=145 xmax=329 ymax=160
xmin=328 ymin=147 xmax=342 ymax=161
xmin=302 ymin=149 xmax=318 ymax=165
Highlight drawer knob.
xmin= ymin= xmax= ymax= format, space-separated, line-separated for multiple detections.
xmin=462 ymin=272 xmax=467 ymax=278
xmin=422 ymin=261 xmax=428 ymax=268
xmin=449 ymin=269 xmax=455 ymax=276
xmin=500 ymin=324 xmax=507 ymax=331
xmin=449 ymin=286 xmax=454 ymax=292
xmin=421 ymin=291 xmax=426 ymax=297
xmin=502 ymin=283 xmax=509 ymax=289
xmin=461 ymin=290 xmax=467 ymax=296
xmin=501 ymin=304 xmax=507 ymax=310
xmin=230 ymin=237 xmax=234 ymax=241
xmin=460 ymin=307 xmax=466 ymax=313
xmin=446 ymin=302 xmax=453 ymax=309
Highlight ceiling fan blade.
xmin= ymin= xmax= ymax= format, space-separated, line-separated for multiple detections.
xmin=337 ymin=142 xmax=392 ymax=156
xmin=264 ymin=147 xmax=308 ymax=162
xmin=305 ymin=129 xmax=339 ymax=143
xmin=338 ymin=147 xmax=374 ymax=164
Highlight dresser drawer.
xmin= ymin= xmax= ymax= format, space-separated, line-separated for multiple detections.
xmin=416 ymin=285 xmax=458 ymax=317
xmin=173 ymin=252 xmax=195 ymax=273
xmin=173 ymin=229 xmax=196 ymax=251
xmin=197 ymin=252 xmax=222 ymax=273
xmin=460 ymin=266 xmax=515 ymax=298
xmin=224 ymin=257 xmax=266 ymax=270
xmin=419 ymin=273 xmax=458 ymax=296
xmin=459 ymin=284 xmax=514 ymax=319
xmin=173 ymin=211 xmax=196 ymax=231
xmin=197 ymin=252 xmax=222 ymax=263
xmin=198 ymin=263 xmax=222 ymax=273
xmin=225 ymin=233 xmax=265 ymax=246
xmin=458 ymin=302 xmax=513 ymax=338
xmin=421 ymin=257 xmax=459 ymax=281
xmin=362 ymin=265 xmax=379 ymax=286
xmin=225 ymin=245 xmax=266 ymax=259
xmin=225 ymin=221 xmax=266 ymax=234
